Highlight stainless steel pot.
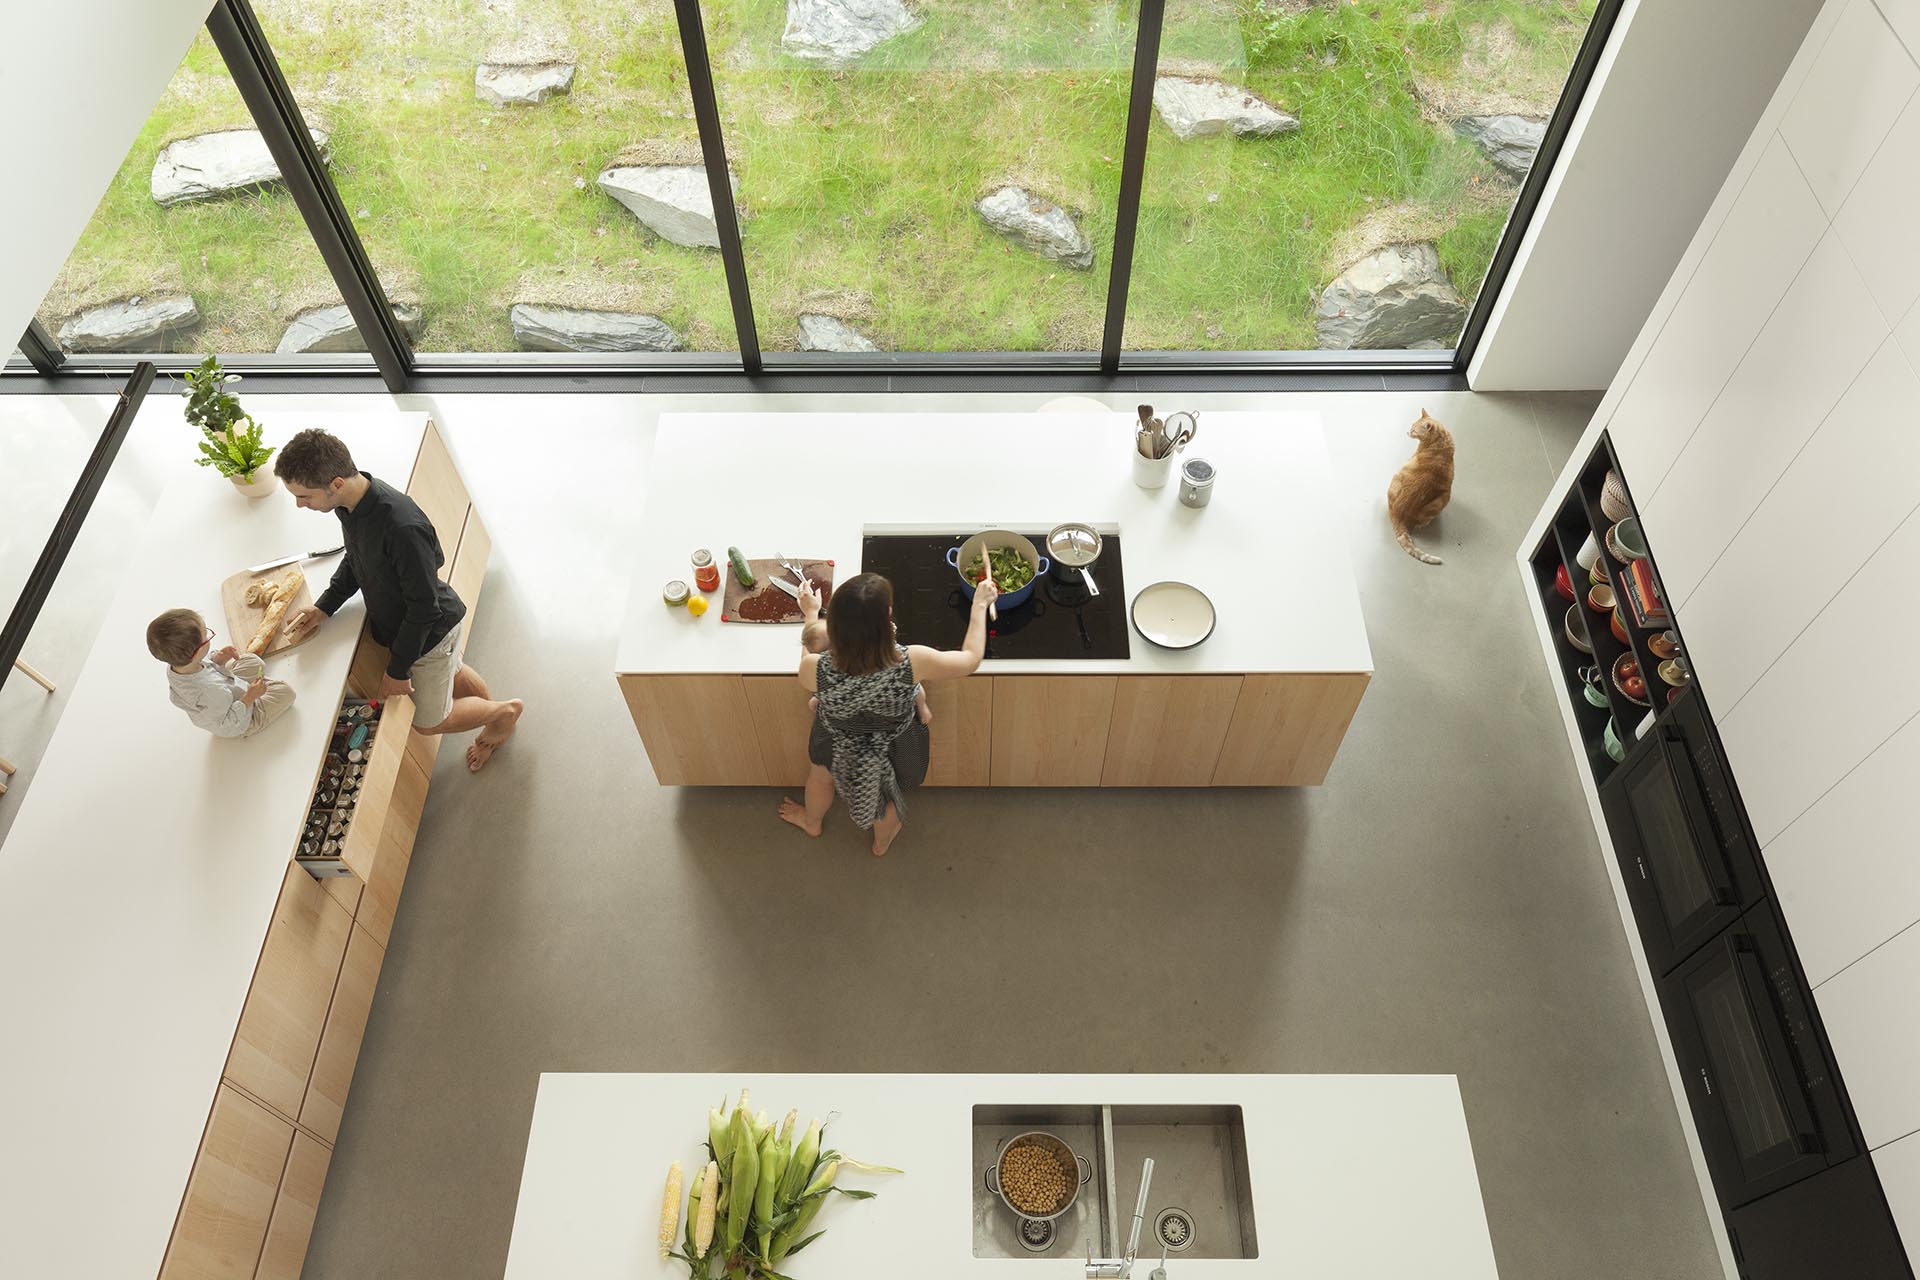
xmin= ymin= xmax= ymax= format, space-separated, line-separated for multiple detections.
xmin=984 ymin=1130 xmax=1093 ymax=1223
xmin=1045 ymin=522 xmax=1103 ymax=597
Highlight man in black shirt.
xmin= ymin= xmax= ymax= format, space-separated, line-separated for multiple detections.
xmin=274 ymin=428 xmax=523 ymax=772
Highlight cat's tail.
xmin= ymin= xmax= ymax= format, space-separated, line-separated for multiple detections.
xmin=1395 ymin=523 xmax=1443 ymax=565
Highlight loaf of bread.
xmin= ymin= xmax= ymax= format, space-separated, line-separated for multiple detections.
xmin=247 ymin=592 xmax=293 ymax=655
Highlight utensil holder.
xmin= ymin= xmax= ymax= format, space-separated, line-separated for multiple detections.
xmin=1133 ymin=449 xmax=1175 ymax=490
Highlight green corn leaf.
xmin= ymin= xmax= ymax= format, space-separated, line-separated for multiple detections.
xmin=833 ymin=1157 xmax=903 ymax=1176
xmin=828 ymin=1188 xmax=877 ymax=1201
xmin=781 ymin=1230 xmax=826 ymax=1258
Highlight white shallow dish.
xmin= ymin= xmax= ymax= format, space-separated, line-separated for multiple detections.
xmin=1130 ymin=581 xmax=1216 ymax=649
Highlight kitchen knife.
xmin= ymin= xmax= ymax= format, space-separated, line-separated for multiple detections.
xmin=246 ymin=545 xmax=344 ymax=575
xmin=769 ymin=575 xmax=803 ymax=600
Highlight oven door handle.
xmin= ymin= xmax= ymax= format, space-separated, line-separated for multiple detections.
xmin=1730 ymin=939 xmax=1822 ymax=1155
xmin=1660 ymin=724 xmax=1739 ymax=905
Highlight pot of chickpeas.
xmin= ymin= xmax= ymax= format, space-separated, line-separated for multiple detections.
xmin=985 ymin=1130 xmax=1092 ymax=1222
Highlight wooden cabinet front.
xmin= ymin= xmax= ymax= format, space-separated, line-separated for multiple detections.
xmin=301 ymin=922 xmax=385 ymax=1144
xmin=225 ymin=864 xmax=353 ymax=1122
xmin=255 ymin=1133 xmax=331 ymax=1280
xmin=924 ymin=678 xmax=993 ymax=787
xmin=1211 ymin=673 xmax=1370 ymax=786
xmin=744 ymin=676 xmax=815 ymax=788
xmin=990 ymin=677 xmax=1118 ymax=787
xmin=1102 ymin=676 xmax=1243 ymax=786
xmin=620 ymin=674 xmax=767 ymax=785
xmin=160 ymin=1085 xmax=293 ymax=1280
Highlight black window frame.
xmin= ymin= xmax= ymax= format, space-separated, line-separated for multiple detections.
xmin=11 ymin=0 xmax=1625 ymax=393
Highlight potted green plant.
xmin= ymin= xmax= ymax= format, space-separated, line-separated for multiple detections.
xmin=184 ymin=355 xmax=278 ymax=498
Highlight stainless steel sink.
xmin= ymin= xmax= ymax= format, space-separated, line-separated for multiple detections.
xmin=971 ymin=1104 xmax=1257 ymax=1261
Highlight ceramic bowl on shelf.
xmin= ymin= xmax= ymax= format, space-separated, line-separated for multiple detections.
xmin=1613 ymin=653 xmax=1651 ymax=706
xmin=1603 ymin=718 xmax=1626 ymax=763
xmin=1565 ymin=604 xmax=1593 ymax=654
xmin=1553 ymin=563 xmax=1576 ymax=602
xmin=1587 ymin=583 xmax=1615 ymax=613
xmin=1606 ymin=517 xmax=1649 ymax=563
xmin=1610 ymin=607 xmax=1631 ymax=646
xmin=1600 ymin=470 xmax=1634 ymax=522
xmin=1589 ymin=560 xmax=1608 ymax=587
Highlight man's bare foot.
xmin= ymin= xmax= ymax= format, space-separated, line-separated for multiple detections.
xmin=870 ymin=806 xmax=904 ymax=857
xmin=778 ymin=797 xmax=822 ymax=837
xmin=466 ymin=698 xmax=523 ymax=773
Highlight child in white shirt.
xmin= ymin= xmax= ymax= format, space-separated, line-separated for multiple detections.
xmin=147 ymin=607 xmax=295 ymax=738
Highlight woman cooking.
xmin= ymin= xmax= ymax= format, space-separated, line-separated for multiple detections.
xmin=777 ymin=572 xmax=998 ymax=856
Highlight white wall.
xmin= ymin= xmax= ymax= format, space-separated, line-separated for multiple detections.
xmin=0 ymin=0 xmax=209 ymax=344
xmin=1468 ymin=0 xmax=1823 ymax=391
xmin=1522 ymin=0 xmax=1920 ymax=1255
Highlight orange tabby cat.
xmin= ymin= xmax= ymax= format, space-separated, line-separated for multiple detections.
xmin=1387 ymin=409 xmax=1454 ymax=565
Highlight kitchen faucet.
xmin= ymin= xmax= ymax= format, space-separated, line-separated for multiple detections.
xmin=1086 ymin=1157 xmax=1154 ymax=1279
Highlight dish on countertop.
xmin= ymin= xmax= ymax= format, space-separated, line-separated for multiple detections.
xmin=1131 ymin=581 xmax=1216 ymax=650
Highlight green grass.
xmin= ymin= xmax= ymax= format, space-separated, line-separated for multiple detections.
xmin=41 ymin=0 xmax=1595 ymax=354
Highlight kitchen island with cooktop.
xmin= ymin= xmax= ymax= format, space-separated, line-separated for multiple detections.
xmin=614 ymin=411 xmax=1373 ymax=787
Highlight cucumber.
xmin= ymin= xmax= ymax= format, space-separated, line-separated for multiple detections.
xmin=727 ymin=546 xmax=756 ymax=588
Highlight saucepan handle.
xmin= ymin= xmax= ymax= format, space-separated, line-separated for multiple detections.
xmin=947 ymin=547 xmax=961 ymax=569
xmin=985 ymin=1164 xmax=1001 ymax=1195
xmin=1076 ymin=1154 xmax=1092 ymax=1185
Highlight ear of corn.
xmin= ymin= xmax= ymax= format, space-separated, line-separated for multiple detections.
xmin=804 ymin=1157 xmax=841 ymax=1200
xmin=708 ymin=1106 xmax=732 ymax=1163
xmin=693 ymin=1160 xmax=719 ymax=1258
xmin=778 ymin=1119 xmax=822 ymax=1203
xmin=726 ymin=1120 xmax=760 ymax=1253
xmin=658 ymin=1160 xmax=683 ymax=1259
xmin=770 ymin=1161 xmax=837 ymax=1263
xmin=752 ymin=1127 xmax=786 ymax=1258
xmin=751 ymin=1109 xmax=772 ymax=1146
xmin=777 ymin=1109 xmax=798 ymax=1145
xmin=683 ymin=1165 xmax=703 ymax=1257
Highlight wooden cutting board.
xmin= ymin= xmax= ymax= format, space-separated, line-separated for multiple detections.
xmin=720 ymin=557 xmax=835 ymax=624
xmin=220 ymin=565 xmax=316 ymax=658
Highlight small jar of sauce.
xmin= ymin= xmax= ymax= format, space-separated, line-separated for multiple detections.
xmin=663 ymin=579 xmax=691 ymax=608
xmin=692 ymin=549 xmax=721 ymax=593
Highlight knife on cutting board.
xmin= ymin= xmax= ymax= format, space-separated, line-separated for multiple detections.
xmin=246 ymin=545 xmax=344 ymax=575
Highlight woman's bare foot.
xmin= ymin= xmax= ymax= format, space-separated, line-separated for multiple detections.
xmin=778 ymin=797 xmax=822 ymax=837
xmin=870 ymin=804 xmax=904 ymax=857
xmin=466 ymin=699 xmax=523 ymax=773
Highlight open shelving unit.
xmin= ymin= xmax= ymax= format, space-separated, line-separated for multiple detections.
xmin=1528 ymin=432 xmax=1694 ymax=784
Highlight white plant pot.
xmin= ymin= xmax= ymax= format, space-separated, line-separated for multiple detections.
xmin=230 ymin=469 xmax=279 ymax=500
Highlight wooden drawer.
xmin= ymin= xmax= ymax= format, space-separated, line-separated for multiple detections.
xmin=338 ymin=686 xmax=417 ymax=885
xmin=255 ymin=1131 xmax=331 ymax=1280
xmin=405 ymin=422 xmax=470 ymax=558
xmin=924 ymin=677 xmax=992 ymax=787
xmin=355 ymin=749 xmax=428 ymax=948
xmin=621 ymin=674 xmax=768 ymax=785
xmin=744 ymin=676 xmax=813 ymax=788
xmin=990 ymin=677 xmax=1117 ymax=787
xmin=160 ymin=1085 xmax=293 ymax=1280
xmin=1211 ymin=673 xmax=1370 ymax=786
xmin=1101 ymin=676 xmax=1242 ymax=786
xmin=225 ymin=864 xmax=353 ymax=1122
xmin=300 ymin=922 xmax=385 ymax=1144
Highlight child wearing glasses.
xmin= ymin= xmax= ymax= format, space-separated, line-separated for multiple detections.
xmin=147 ymin=607 xmax=296 ymax=738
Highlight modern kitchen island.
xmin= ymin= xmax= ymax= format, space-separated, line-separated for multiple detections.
xmin=0 ymin=411 xmax=488 ymax=1280
xmin=504 ymin=1072 xmax=1500 ymax=1278
xmin=615 ymin=412 xmax=1374 ymax=787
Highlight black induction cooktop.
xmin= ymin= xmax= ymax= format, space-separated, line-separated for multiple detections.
xmin=861 ymin=531 xmax=1130 ymax=660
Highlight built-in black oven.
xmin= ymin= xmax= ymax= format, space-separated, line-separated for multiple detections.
xmin=1660 ymin=903 xmax=1858 ymax=1210
xmin=1600 ymin=688 xmax=1765 ymax=975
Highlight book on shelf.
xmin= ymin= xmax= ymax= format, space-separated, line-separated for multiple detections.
xmin=1621 ymin=559 xmax=1669 ymax=628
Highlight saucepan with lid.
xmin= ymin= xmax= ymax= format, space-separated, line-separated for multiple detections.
xmin=1044 ymin=522 xmax=1103 ymax=598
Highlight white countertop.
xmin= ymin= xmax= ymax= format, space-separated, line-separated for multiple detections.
xmin=615 ymin=412 xmax=1372 ymax=676
xmin=0 ymin=411 xmax=430 ymax=1278
xmin=505 ymin=1073 xmax=1499 ymax=1279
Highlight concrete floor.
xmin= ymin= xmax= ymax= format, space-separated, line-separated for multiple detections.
xmin=1 ymin=388 xmax=1721 ymax=1279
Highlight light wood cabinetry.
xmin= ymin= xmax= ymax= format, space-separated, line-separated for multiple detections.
xmin=1211 ymin=673 xmax=1370 ymax=786
xmin=300 ymin=923 xmax=385 ymax=1144
xmin=160 ymin=1085 xmax=294 ymax=1280
xmin=1101 ymin=676 xmax=1243 ymax=786
xmin=991 ymin=677 xmax=1118 ymax=787
xmin=254 ymin=1133 xmax=330 ymax=1280
xmin=159 ymin=420 xmax=485 ymax=1280
xmin=924 ymin=678 xmax=993 ymax=787
xmin=619 ymin=675 xmax=767 ymax=786
xmin=744 ymin=675 xmax=814 ymax=788
xmin=224 ymin=864 xmax=353 ymax=1122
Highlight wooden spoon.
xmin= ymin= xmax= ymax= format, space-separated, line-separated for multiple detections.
xmin=980 ymin=543 xmax=998 ymax=622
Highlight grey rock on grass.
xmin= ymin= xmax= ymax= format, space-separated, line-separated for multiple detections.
xmin=57 ymin=295 xmax=201 ymax=352
xmin=597 ymin=165 xmax=736 ymax=249
xmin=975 ymin=186 xmax=1094 ymax=270
xmin=1453 ymin=115 xmax=1546 ymax=179
xmin=475 ymin=61 xmax=577 ymax=106
xmin=1314 ymin=243 xmax=1465 ymax=350
xmin=151 ymin=128 xmax=331 ymax=206
xmin=797 ymin=314 xmax=880 ymax=351
xmin=1152 ymin=78 xmax=1299 ymax=140
xmin=782 ymin=0 xmax=920 ymax=65
xmin=275 ymin=303 xmax=425 ymax=354
xmin=510 ymin=304 xmax=684 ymax=352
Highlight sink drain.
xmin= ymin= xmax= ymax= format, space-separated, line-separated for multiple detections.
xmin=1017 ymin=1217 xmax=1056 ymax=1253
xmin=1155 ymin=1207 xmax=1195 ymax=1252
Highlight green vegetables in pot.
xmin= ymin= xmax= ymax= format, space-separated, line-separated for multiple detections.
xmin=967 ymin=546 xmax=1034 ymax=592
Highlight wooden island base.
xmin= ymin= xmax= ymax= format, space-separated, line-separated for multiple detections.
xmin=619 ymin=672 xmax=1369 ymax=788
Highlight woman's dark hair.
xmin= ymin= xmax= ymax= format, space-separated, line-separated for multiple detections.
xmin=826 ymin=573 xmax=900 ymax=676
